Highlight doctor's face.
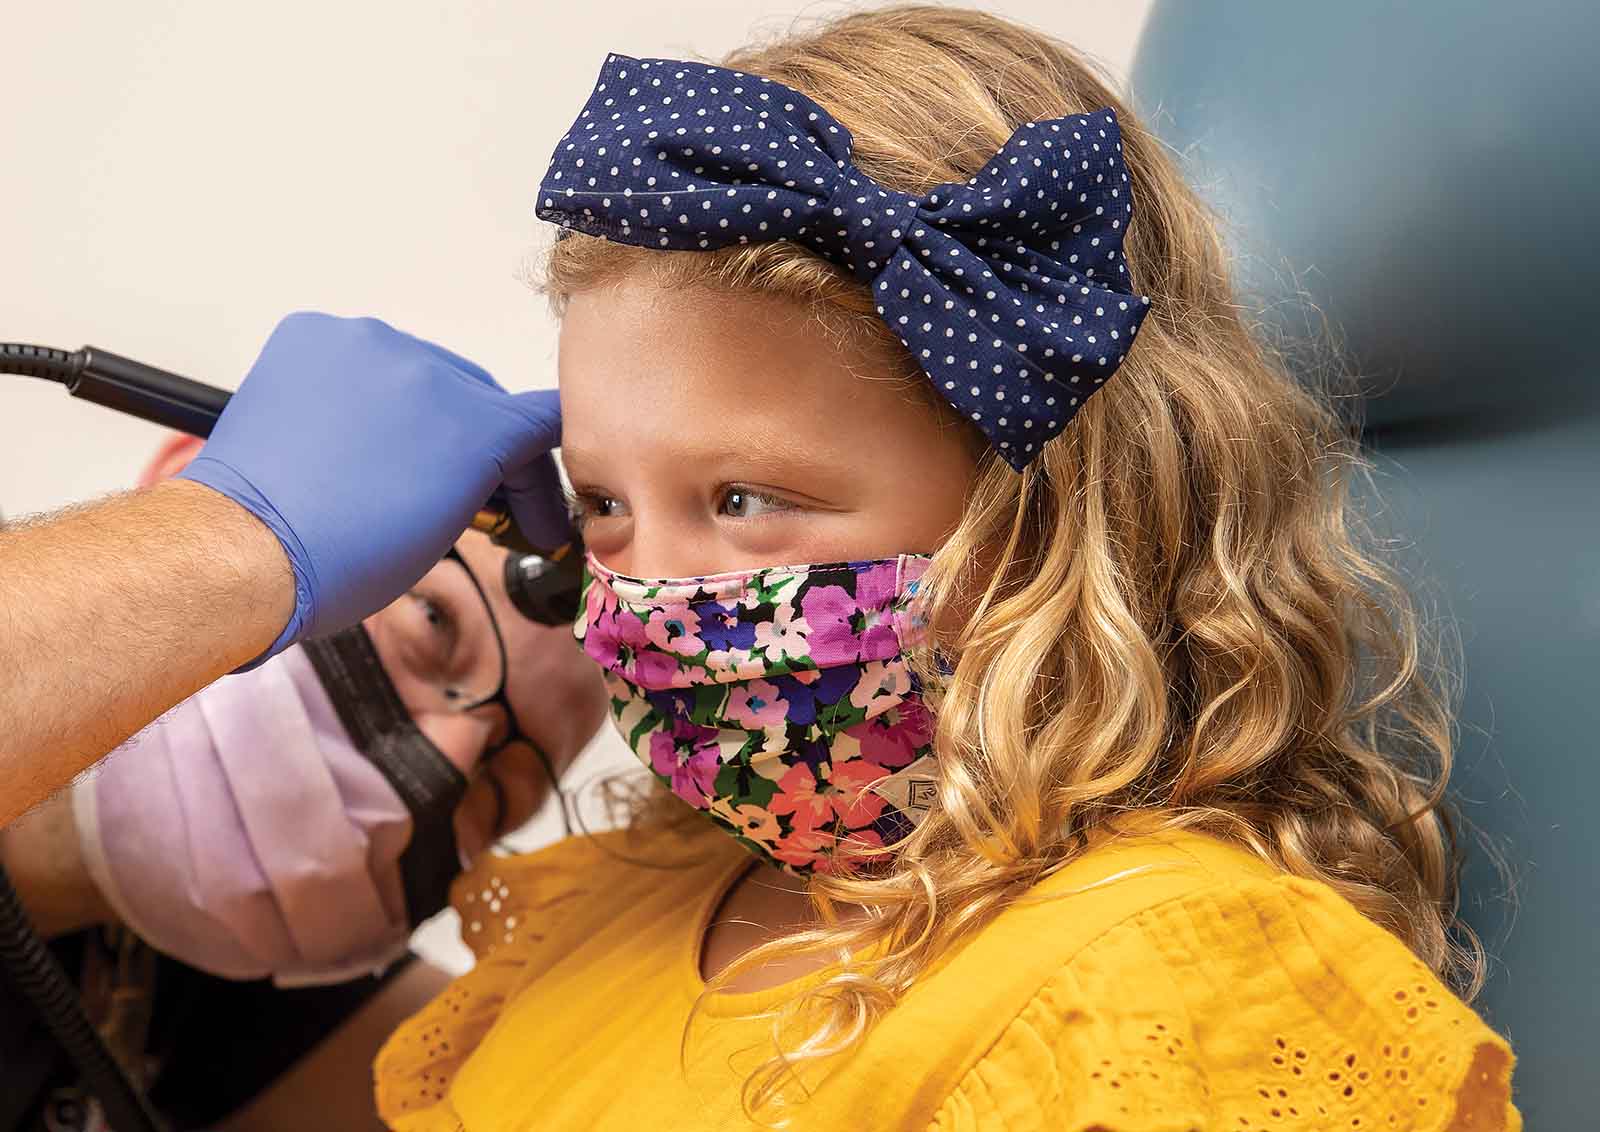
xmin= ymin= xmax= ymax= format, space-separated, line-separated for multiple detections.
xmin=369 ymin=531 xmax=607 ymax=863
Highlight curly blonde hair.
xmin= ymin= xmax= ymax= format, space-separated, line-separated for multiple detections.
xmin=539 ymin=4 xmax=1478 ymax=1120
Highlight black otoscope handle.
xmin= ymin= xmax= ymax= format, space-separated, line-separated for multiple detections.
xmin=70 ymin=346 xmax=233 ymax=438
xmin=65 ymin=347 xmax=528 ymax=545
xmin=55 ymin=344 xmax=581 ymax=622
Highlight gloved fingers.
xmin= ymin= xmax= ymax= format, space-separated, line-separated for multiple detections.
xmin=502 ymin=450 xmax=573 ymax=550
xmin=284 ymin=310 xmax=506 ymax=392
xmin=499 ymin=389 xmax=571 ymax=548
xmin=408 ymin=335 xmax=505 ymax=392
xmin=188 ymin=309 xmax=569 ymax=666
xmin=505 ymin=387 xmax=563 ymax=445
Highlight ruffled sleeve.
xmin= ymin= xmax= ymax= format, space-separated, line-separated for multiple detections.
xmin=373 ymin=843 xmax=593 ymax=1129
xmin=929 ymin=874 xmax=1519 ymax=1132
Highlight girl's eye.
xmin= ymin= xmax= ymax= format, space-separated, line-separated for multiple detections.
xmin=717 ymin=486 xmax=794 ymax=519
xmin=568 ymin=491 xmax=629 ymax=527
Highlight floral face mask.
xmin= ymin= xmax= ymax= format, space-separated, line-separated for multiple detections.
xmin=574 ymin=552 xmax=938 ymax=875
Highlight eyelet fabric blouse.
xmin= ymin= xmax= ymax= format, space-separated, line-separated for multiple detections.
xmin=374 ymin=820 xmax=1518 ymax=1131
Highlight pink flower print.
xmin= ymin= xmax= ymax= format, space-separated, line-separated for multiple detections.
xmin=768 ymin=762 xmax=836 ymax=833
xmin=800 ymin=573 xmax=902 ymax=667
xmin=848 ymin=659 xmax=911 ymax=712
xmin=851 ymin=561 xmax=900 ymax=616
xmin=648 ymin=720 xmax=721 ymax=807
xmin=824 ymin=758 xmax=890 ymax=829
xmin=799 ymin=585 xmax=862 ymax=666
xmin=770 ymin=828 xmax=835 ymax=872
xmin=769 ymin=758 xmax=887 ymax=833
xmin=753 ymin=602 xmax=811 ymax=664
xmin=631 ymin=647 xmax=682 ymax=690
xmin=580 ymin=586 xmax=622 ymax=669
xmin=724 ymin=679 xmax=789 ymax=729
xmin=584 ymin=587 xmax=653 ymax=674
xmin=853 ymin=701 xmax=931 ymax=771
xmin=645 ymin=603 xmax=703 ymax=657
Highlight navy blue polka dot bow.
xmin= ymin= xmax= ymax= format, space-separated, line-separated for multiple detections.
xmin=537 ymin=53 xmax=1152 ymax=469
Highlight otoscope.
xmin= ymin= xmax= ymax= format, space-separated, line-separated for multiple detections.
xmin=0 ymin=341 xmax=583 ymax=625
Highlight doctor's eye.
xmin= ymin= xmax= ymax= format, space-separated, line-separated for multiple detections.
xmin=408 ymin=593 xmax=461 ymax=654
xmin=413 ymin=594 xmax=453 ymax=634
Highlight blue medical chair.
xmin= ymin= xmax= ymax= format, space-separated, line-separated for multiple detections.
xmin=1129 ymin=3 xmax=1600 ymax=1124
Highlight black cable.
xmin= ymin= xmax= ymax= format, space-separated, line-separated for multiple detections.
xmin=0 ymin=342 xmax=85 ymax=384
xmin=2 ymin=342 xmax=229 ymax=437
xmin=4 ymin=343 xmax=584 ymax=620
xmin=0 ymin=862 xmax=169 ymax=1132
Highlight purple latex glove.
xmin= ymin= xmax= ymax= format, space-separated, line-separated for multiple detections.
xmin=178 ymin=312 xmax=567 ymax=666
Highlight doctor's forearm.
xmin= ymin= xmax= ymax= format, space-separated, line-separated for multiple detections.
xmin=0 ymin=479 xmax=294 ymax=827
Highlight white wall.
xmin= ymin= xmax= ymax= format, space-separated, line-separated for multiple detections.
xmin=0 ymin=0 xmax=1151 ymax=969
xmin=1 ymin=0 xmax=1150 ymax=518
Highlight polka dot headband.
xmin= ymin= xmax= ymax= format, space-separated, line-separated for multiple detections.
xmin=537 ymin=53 xmax=1153 ymax=470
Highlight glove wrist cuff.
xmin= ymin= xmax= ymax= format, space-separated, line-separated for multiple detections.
xmin=175 ymin=458 xmax=317 ymax=670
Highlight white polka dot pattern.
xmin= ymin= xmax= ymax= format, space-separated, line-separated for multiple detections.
xmin=537 ymin=53 xmax=1154 ymax=469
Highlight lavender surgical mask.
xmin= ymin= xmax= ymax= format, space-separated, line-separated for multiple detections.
xmin=73 ymin=632 xmax=465 ymax=986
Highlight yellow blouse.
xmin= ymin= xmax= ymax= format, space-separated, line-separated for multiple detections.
xmin=374 ymin=821 xmax=1519 ymax=1132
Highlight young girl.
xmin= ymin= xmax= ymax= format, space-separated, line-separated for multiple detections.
xmin=374 ymin=7 xmax=1519 ymax=1129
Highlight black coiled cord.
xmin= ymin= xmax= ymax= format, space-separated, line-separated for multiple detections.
xmin=0 ymin=342 xmax=86 ymax=384
xmin=0 ymin=862 xmax=167 ymax=1132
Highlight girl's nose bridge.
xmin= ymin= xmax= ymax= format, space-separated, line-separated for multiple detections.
xmin=621 ymin=501 xmax=715 ymax=580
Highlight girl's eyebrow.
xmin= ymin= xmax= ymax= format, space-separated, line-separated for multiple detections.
xmin=561 ymin=441 xmax=845 ymax=483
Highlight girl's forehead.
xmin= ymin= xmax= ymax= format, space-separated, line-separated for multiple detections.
xmin=556 ymin=280 xmax=936 ymax=465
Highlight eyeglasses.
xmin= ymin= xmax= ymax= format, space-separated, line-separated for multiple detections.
xmin=364 ymin=545 xmax=574 ymax=837
xmin=365 ymin=549 xmax=508 ymax=716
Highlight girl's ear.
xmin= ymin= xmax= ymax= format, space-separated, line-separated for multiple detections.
xmin=137 ymin=432 xmax=205 ymax=487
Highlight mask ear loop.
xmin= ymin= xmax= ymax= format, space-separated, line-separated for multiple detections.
xmin=443 ymin=546 xmax=575 ymax=838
